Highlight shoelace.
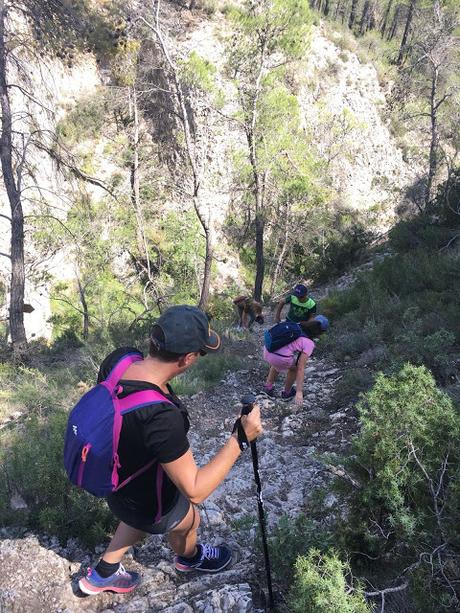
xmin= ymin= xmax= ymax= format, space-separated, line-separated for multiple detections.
xmin=200 ymin=544 xmax=220 ymax=560
xmin=87 ymin=563 xmax=126 ymax=578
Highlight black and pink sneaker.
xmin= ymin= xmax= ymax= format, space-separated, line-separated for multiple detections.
xmin=78 ymin=564 xmax=140 ymax=595
xmin=175 ymin=543 xmax=232 ymax=573
xmin=260 ymin=385 xmax=276 ymax=398
xmin=281 ymin=386 xmax=296 ymax=401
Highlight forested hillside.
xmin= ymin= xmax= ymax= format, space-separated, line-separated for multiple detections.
xmin=0 ymin=0 xmax=459 ymax=612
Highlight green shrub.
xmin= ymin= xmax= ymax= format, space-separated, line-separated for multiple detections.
xmin=207 ymin=290 xmax=240 ymax=322
xmin=172 ymin=351 xmax=245 ymax=396
xmin=322 ymin=246 xmax=460 ymax=385
xmin=0 ymin=363 xmax=81 ymax=419
xmin=333 ymin=368 xmax=375 ymax=405
xmin=268 ymin=513 xmax=334 ymax=586
xmin=56 ymin=92 xmax=107 ymax=145
xmin=0 ymin=410 xmax=114 ymax=546
xmin=348 ymin=364 xmax=460 ymax=550
xmin=289 ymin=549 xmax=371 ymax=613
xmin=389 ymin=216 xmax=455 ymax=252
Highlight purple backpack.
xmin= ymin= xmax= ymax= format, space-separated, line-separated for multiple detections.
xmin=64 ymin=352 xmax=173 ymax=498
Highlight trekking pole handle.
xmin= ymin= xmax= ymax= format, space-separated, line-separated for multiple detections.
xmin=241 ymin=394 xmax=256 ymax=415
xmin=232 ymin=394 xmax=256 ymax=452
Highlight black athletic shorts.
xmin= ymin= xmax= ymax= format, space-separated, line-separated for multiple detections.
xmin=107 ymin=491 xmax=191 ymax=534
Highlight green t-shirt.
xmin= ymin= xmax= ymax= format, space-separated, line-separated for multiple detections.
xmin=285 ymin=295 xmax=317 ymax=323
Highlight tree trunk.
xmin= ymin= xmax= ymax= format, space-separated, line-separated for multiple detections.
xmin=129 ymin=86 xmax=154 ymax=288
xmin=380 ymin=0 xmax=394 ymax=36
xmin=198 ymin=219 xmax=214 ymax=311
xmin=254 ymin=214 xmax=265 ymax=302
xmin=334 ymin=0 xmax=344 ymax=21
xmin=426 ymin=66 xmax=439 ymax=204
xmin=388 ymin=5 xmax=400 ymax=40
xmin=246 ymin=127 xmax=265 ymax=302
xmin=77 ymin=276 xmax=89 ymax=340
xmin=129 ymin=87 xmax=142 ymax=253
xmin=0 ymin=1 xmax=27 ymax=355
xmin=397 ymin=0 xmax=416 ymax=65
xmin=359 ymin=1 xmax=371 ymax=35
xmin=368 ymin=2 xmax=376 ymax=30
xmin=348 ymin=0 xmax=359 ymax=29
xmin=143 ymin=11 xmax=215 ymax=312
xmin=270 ymin=210 xmax=290 ymax=295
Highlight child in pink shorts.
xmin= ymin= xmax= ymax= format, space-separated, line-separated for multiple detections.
xmin=262 ymin=316 xmax=328 ymax=405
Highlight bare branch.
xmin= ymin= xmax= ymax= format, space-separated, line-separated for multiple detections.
xmin=324 ymin=463 xmax=362 ymax=489
xmin=7 ymin=83 xmax=55 ymax=115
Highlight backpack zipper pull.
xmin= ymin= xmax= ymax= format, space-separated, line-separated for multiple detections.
xmin=81 ymin=444 xmax=91 ymax=462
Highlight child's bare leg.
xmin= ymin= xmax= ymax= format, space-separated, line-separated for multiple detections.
xmin=284 ymin=366 xmax=297 ymax=392
xmin=265 ymin=366 xmax=279 ymax=386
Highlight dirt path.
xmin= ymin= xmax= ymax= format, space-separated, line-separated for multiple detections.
xmin=0 ymin=318 xmax=357 ymax=613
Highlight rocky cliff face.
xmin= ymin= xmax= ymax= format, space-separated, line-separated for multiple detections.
xmin=300 ymin=28 xmax=413 ymax=217
xmin=0 ymin=53 xmax=101 ymax=339
xmin=0 ymin=5 xmax=415 ymax=339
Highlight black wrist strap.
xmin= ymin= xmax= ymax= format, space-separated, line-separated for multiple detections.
xmin=232 ymin=417 xmax=249 ymax=451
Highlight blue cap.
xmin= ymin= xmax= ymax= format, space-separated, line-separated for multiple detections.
xmin=314 ymin=315 xmax=329 ymax=332
xmin=293 ymin=284 xmax=308 ymax=297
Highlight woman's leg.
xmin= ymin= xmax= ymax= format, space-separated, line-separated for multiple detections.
xmin=168 ymin=504 xmax=201 ymax=557
xmin=101 ymin=521 xmax=146 ymax=564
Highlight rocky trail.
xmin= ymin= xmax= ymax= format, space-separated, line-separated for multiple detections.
xmin=0 ymin=318 xmax=358 ymax=613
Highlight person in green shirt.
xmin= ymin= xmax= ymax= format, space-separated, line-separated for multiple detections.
xmin=275 ymin=284 xmax=317 ymax=329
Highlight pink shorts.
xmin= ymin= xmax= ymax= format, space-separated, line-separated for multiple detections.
xmin=263 ymin=347 xmax=296 ymax=372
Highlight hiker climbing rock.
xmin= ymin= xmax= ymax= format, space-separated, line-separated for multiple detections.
xmin=233 ymin=295 xmax=264 ymax=329
xmin=65 ymin=306 xmax=262 ymax=595
xmin=274 ymin=284 xmax=317 ymax=333
xmin=262 ymin=316 xmax=329 ymax=404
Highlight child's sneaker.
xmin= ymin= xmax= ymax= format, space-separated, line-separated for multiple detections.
xmin=260 ymin=385 xmax=276 ymax=398
xmin=78 ymin=564 xmax=140 ymax=595
xmin=281 ymin=387 xmax=296 ymax=401
xmin=175 ymin=543 xmax=232 ymax=573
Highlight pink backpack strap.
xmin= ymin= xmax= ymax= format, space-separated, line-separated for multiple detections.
xmin=118 ymin=390 xmax=174 ymax=414
xmin=111 ymin=389 xmax=173 ymax=491
xmin=104 ymin=352 xmax=143 ymax=391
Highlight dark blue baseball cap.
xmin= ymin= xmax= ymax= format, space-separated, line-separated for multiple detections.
xmin=155 ymin=305 xmax=221 ymax=354
xmin=293 ymin=283 xmax=308 ymax=297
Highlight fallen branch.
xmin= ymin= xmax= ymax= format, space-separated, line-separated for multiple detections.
xmin=324 ymin=463 xmax=362 ymax=489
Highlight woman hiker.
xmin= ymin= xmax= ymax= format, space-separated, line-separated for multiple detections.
xmin=261 ymin=316 xmax=329 ymax=405
xmin=78 ymin=305 xmax=263 ymax=595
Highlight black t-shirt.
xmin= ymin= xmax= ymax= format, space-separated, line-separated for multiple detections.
xmin=97 ymin=347 xmax=190 ymax=520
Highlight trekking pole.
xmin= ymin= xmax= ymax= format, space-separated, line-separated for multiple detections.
xmin=240 ymin=394 xmax=275 ymax=610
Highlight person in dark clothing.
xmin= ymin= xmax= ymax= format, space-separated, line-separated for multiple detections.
xmin=78 ymin=306 xmax=262 ymax=596
xmin=233 ymin=295 xmax=264 ymax=329
xmin=275 ymin=284 xmax=317 ymax=332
